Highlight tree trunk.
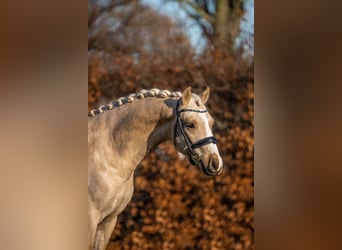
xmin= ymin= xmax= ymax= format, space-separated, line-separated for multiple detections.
xmin=214 ymin=0 xmax=229 ymax=53
xmin=213 ymin=0 xmax=244 ymax=55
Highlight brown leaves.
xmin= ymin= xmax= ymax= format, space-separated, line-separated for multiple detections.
xmin=90 ymin=74 xmax=254 ymax=249
xmin=91 ymin=75 xmax=254 ymax=249
xmin=108 ymin=117 xmax=253 ymax=250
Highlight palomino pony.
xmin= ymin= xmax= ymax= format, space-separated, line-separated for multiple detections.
xmin=88 ymin=87 xmax=223 ymax=250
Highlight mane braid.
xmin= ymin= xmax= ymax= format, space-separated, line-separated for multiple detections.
xmin=88 ymin=88 xmax=182 ymax=117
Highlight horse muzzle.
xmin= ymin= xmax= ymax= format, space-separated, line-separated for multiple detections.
xmin=190 ymin=152 xmax=222 ymax=176
xmin=206 ymin=153 xmax=223 ymax=176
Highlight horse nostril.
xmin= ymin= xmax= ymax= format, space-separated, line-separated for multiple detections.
xmin=209 ymin=153 xmax=220 ymax=171
xmin=212 ymin=159 xmax=219 ymax=170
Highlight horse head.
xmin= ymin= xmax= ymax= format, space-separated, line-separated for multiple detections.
xmin=173 ymin=87 xmax=223 ymax=176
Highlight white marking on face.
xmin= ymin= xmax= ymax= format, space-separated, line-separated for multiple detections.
xmin=198 ymin=113 xmax=223 ymax=169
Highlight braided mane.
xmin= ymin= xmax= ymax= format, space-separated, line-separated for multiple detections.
xmin=88 ymin=88 xmax=182 ymax=117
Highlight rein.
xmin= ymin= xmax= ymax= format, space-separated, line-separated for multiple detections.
xmin=174 ymin=99 xmax=218 ymax=165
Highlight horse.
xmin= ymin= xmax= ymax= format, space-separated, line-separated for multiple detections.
xmin=88 ymin=87 xmax=223 ymax=250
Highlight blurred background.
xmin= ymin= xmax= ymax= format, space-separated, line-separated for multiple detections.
xmin=88 ymin=0 xmax=254 ymax=249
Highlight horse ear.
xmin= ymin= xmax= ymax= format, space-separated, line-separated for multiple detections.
xmin=182 ymin=87 xmax=192 ymax=105
xmin=200 ymin=86 xmax=210 ymax=104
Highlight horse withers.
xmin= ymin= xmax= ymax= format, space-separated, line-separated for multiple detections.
xmin=88 ymin=87 xmax=223 ymax=250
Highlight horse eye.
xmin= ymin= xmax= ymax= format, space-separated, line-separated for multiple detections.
xmin=185 ymin=122 xmax=195 ymax=129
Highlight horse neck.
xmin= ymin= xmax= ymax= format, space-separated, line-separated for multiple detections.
xmin=108 ymin=97 xmax=176 ymax=175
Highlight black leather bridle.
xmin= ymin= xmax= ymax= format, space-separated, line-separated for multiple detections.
xmin=173 ymin=99 xmax=218 ymax=165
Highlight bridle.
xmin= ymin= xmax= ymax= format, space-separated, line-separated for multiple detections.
xmin=173 ymin=98 xmax=218 ymax=165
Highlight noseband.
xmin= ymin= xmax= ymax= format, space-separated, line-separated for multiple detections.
xmin=173 ymin=99 xmax=218 ymax=165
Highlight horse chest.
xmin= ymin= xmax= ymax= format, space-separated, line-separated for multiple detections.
xmin=112 ymin=178 xmax=134 ymax=214
xmin=98 ymin=175 xmax=134 ymax=218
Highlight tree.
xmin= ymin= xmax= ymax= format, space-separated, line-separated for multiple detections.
xmin=174 ymin=0 xmax=245 ymax=54
xmin=88 ymin=0 xmax=194 ymax=107
xmin=88 ymin=0 xmax=192 ymax=56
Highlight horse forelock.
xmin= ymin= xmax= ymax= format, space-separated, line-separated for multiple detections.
xmin=88 ymin=89 xmax=182 ymax=117
xmin=193 ymin=94 xmax=203 ymax=107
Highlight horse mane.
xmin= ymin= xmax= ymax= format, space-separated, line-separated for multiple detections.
xmin=88 ymin=88 xmax=182 ymax=117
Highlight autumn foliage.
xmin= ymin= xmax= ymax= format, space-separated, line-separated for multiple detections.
xmin=89 ymin=2 xmax=253 ymax=249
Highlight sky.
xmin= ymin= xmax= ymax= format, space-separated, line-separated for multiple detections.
xmin=141 ymin=0 xmax=254 ymax=54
